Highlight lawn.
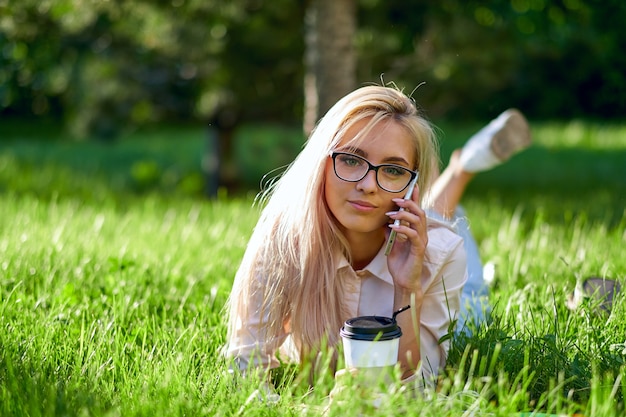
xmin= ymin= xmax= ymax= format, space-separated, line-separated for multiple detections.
xmin=0 ymin=118 xmax=625 ymax=416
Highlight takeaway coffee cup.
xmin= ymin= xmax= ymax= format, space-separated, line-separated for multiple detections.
xmin=339 ymin=315 xmax=403 ymax=369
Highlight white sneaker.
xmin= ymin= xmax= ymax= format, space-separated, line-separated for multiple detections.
xmin=459 ymin=108 xmax=532 ymax=172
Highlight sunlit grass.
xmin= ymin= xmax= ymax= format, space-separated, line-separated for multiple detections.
xmin=1 ymin=192 xmax=258 ymax=416
xmin=1 ymin=120 xmax=625 ymax=415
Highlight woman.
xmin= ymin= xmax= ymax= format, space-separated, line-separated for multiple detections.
xmin=225 ymin=85 xmax=471 ymax=388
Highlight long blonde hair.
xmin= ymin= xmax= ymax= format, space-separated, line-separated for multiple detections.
xmin=227 ymin=85 xmax=439 ymax=363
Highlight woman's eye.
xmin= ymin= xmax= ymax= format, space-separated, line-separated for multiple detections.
xmin=340 ymin=155 xmax=362 ymax=167
xmin=382 ymin=166 xmax=405 ymax=176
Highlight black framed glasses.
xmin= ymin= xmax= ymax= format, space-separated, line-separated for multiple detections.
xmin=330 ymin=151 xmax=417 ymax=193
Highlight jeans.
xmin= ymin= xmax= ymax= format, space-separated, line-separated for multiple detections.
xmin=428 ymin=206 xmax=489 ymax=334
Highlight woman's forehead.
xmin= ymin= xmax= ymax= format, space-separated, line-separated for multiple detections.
xmin=336 ymin=118 xmax=416 ymax=165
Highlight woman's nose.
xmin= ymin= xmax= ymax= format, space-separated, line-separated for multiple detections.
xmin=356 ymin=170 xmax=378 ymax=193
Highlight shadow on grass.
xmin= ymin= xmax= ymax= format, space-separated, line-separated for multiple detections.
xmin=0 ymin=353 xmax=112 ymax=416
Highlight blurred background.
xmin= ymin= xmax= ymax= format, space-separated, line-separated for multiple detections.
xmin=1 ymin=0 xmax=625 ymax=195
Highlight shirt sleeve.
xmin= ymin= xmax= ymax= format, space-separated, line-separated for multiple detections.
xmin=418 ymin=227 xmax=468 ymax=381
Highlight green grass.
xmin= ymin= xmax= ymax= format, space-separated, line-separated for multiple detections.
xmin=0 ymin=119 xmax=625 ymax=416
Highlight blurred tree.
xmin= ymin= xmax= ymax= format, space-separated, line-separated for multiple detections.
xmin=0 ymin=0 xmax=304 ymax=139
xmin=508 ymin=0 xmax=626 ymax=120
xmin=303 ymin=0 xmax=356 ymax=134
xmin=356 ymin=0 xmax=626 ymax=120
xmin=357 ymin=0 xmax=527 ymax=118
xmin=0 ymin=0 xmax=226 ymax=138
xmin=202 ymin=0 xmax=305 ymax=195
xmin=0 ymin=0 xmax=624 ymax=137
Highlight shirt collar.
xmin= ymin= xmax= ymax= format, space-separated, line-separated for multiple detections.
xmin=336 ymin=245 xmax=394 ymax=286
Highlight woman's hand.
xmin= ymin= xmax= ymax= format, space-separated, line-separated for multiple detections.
xmin=384 ymin=185 xmax=427 ymax=294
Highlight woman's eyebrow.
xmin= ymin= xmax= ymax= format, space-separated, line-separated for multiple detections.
xmin=383 ymin=156 xmax=411 ymax=166
xmin=336 ymin=146 xmax=366 ymax=157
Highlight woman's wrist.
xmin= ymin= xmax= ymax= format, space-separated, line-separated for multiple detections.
xmin=394 ymin=286 xmax=423 ymax=310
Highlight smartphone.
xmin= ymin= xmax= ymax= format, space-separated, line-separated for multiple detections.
xmin=384 ymin=173 xmax=419 ymax=256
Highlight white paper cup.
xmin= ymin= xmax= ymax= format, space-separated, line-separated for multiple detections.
xmin=340 ymin=316 xmax=402 ymax=368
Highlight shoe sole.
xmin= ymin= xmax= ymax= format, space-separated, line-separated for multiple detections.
xmin=490 ymin=109 xmax=532 ymax=161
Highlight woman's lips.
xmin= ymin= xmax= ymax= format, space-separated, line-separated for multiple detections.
xmin=348 ymin=200 xmax=377 ymax=211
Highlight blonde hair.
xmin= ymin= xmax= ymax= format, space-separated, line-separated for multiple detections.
xmin=227 ymin=85 xmax=439 ymax=365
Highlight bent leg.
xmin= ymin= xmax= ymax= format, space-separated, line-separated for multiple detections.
xmin=427 ymin=109 xmax=531 ymax=333
xmin=428 ymin=150 xmax=473 ymax=220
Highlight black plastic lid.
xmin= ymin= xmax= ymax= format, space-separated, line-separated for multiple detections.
xmin=339 ymin=315 xmax=402 ymax=341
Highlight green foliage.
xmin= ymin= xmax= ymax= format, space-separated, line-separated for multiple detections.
xmin=0 ymin=0 xmax=304 ymax=139
xmin=2 ymin=0 xmax=626 ymax=139
xmin=358 ymin=0 xmax=626 ymax=120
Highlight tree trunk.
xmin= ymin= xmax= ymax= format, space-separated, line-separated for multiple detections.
xmin=204 ymin=104 xmax=239 ymax=198
xmin=303 ymin=0 xmax=357 ymax=135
